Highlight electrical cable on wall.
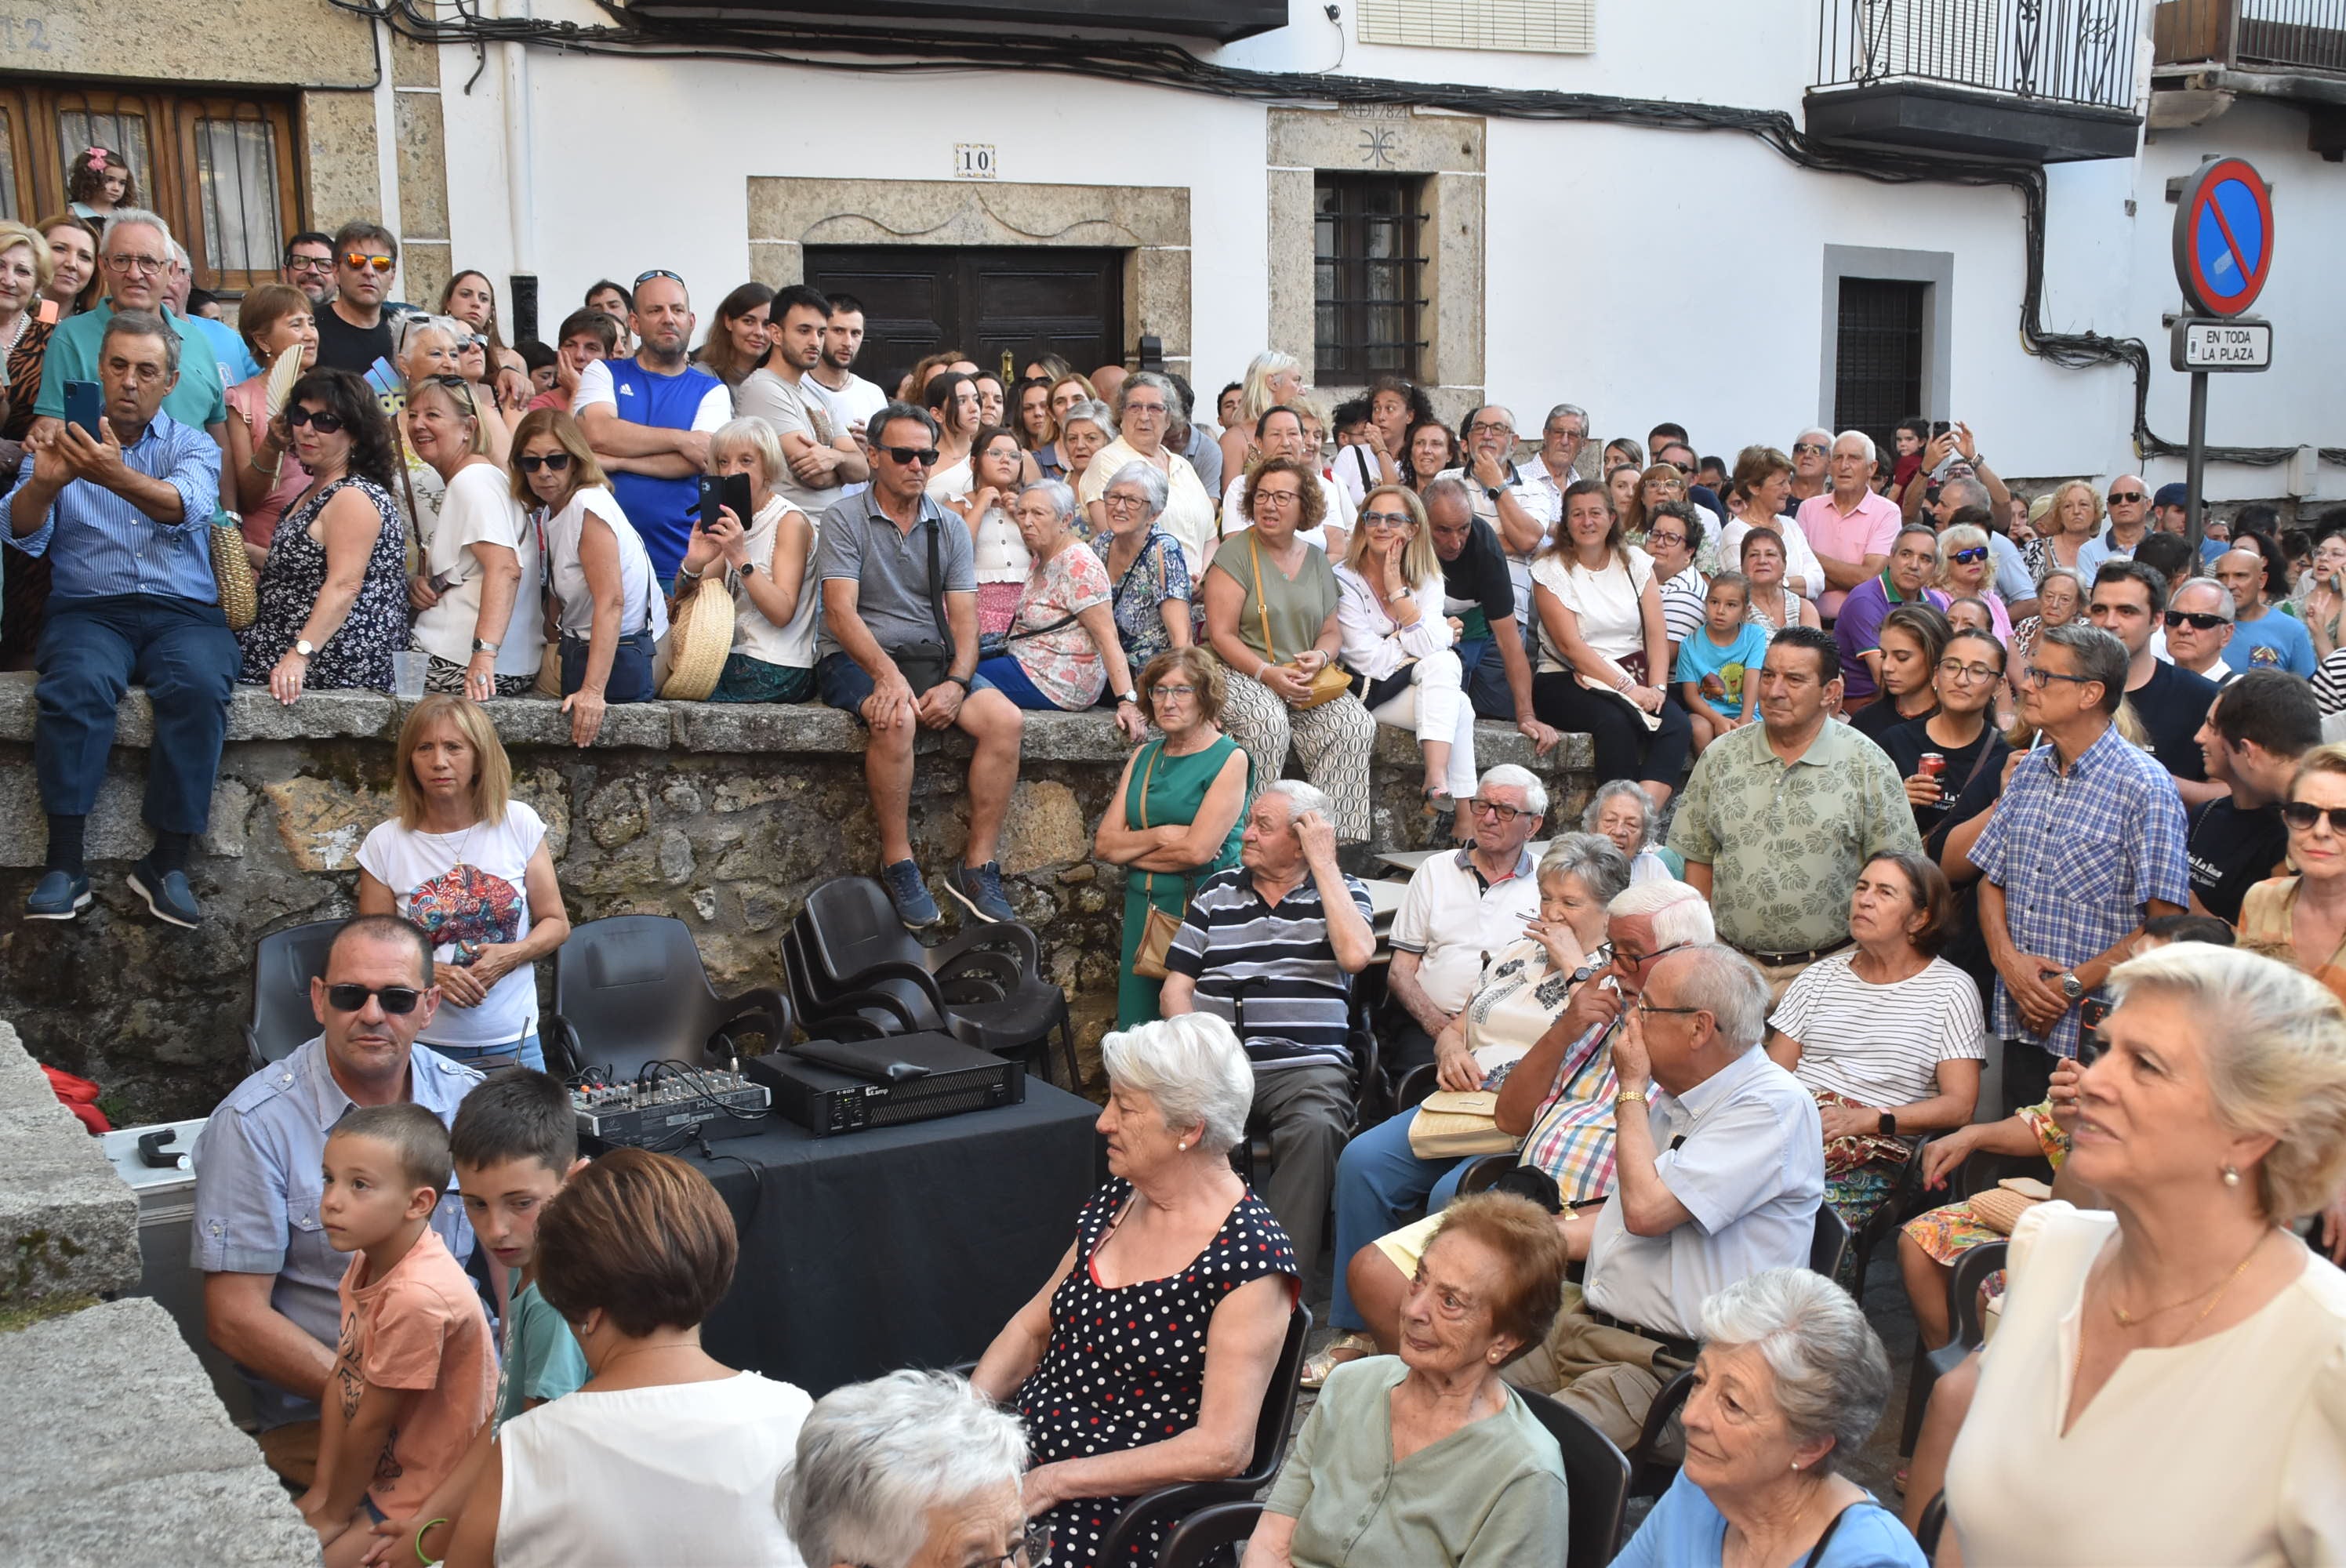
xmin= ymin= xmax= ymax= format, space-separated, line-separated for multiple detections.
xmin=331 ymin=0 xmax=2337 ymax=467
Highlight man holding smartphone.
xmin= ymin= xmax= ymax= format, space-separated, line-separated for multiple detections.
xmin=2 ymin=310 xmax=238 ymax=927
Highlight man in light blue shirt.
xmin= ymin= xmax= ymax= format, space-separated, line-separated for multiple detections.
xmin=31 ymin=209 xmax=227 ymax=442
xmin=2216 ymin=545 xmax=2318 ymax=677
xmin=191 ymin=916 xmax=483 ymax=1486
xmin=1 ymin=308 xmax=238 ymax=926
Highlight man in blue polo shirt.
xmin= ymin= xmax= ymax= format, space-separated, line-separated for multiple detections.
xmin=575 ymin=270 xmax=730 ymax=583
xmin=31 ymin=209 xmax=227 ymax=446
xmin=3 ymin=310 xmax=237 ymax=926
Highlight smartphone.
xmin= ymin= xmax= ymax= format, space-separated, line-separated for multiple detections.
xmin=695 ymin=473 xmax=754 ymax=531
xmin=2077 ymin=998 xmax=2112 ymax=1065
xmin=63 ymin=380 xmax=102 ymax=438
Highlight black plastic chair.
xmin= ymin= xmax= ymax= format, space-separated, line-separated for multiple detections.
xmin=782 ymin=924 xmax=948 ymax=1040
xmin=1088 ymin=1305 xmax=1313 ymax=1563
xmin=1456 ymin=1152 xmax=1517 ymax=1195
xmin=244 ymin=919 xmax=343 ymax=1071
xmin=1519 ymin=1388 xmax=1632 ymax=1567
xmin=794 ymin=877 xmax=1079 ymax=1089
xmin=548 ymin=915 xmax=790 ymax=1081
xmin=1155 ymin=1499 xmax=1264 ymax=1568
xmin=1898 ymin=1238 xmax=2009 ymax=1455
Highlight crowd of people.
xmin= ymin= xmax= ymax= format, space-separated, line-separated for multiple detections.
xmin=12 ymin=192 xmax=2346 ymax=1564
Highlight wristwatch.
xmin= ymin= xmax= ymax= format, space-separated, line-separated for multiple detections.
xmin=471 ymin=638 xmax=502 ymax=655
xmin=1615 ymin=1089 xmax=1649 ymax=1109
xmin=737 ymin=561 xmax=757 ymax=578
xmin=1116 ymin=690 xmax=1138 ymax=705
xmin=1484 ymin=485 xmax=1502 ymax=502
xmin=292 ymin=638 xmax=316 ymax=658
xmin=2058 ymin=971 xmax=2086 ymax=1002
xmin=1877 ymin=1112 xmax=1898 ymax=1137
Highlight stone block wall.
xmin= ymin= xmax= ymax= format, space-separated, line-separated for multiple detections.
xmin=0 ymin=673 xmax=1590 ymax=1121
xmin=0 ymin=1019 xmax=139 ymax=1309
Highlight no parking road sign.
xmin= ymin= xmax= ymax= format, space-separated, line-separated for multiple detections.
xmin=2172 ymin=156 xmax=2274 ymax=318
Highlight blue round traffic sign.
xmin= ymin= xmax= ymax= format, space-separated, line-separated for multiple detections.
xmin=2174 ymin=157 xmax=2274 ymax=317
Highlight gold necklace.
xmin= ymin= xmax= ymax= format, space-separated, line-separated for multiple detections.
xmin=2108 ymin=1230 xmax=2268 ymax=1329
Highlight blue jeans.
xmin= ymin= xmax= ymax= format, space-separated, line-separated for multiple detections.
xmin=35 ymin=595 xmax=240 ymax=832
xmin=1328 ymin=1107 xmax=1467 ymax=1331
xmin=422 ymin=1031 xmax=546 ymax=1072
xmin=1457 ymin=625 xmax=1531 ymax=721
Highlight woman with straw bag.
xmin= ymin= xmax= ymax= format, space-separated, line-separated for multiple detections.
xmin=679 ymin=419 xmax=819 ymax=704
xmin=238 ymin=369 xmax=409 ymax=702
xmin=509 ymin=408 xmax=666 ymax=746
xmin=1094 ymin=647 xmax=1250 ymax=1027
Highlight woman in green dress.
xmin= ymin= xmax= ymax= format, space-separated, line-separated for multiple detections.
xmin=1095 ymin=646 xmax=1252 ymax=1026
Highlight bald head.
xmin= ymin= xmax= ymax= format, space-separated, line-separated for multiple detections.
xmin=2215 ymin=547 xmax=2269 ymax=614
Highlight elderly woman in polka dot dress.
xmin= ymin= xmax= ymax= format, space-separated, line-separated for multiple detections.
xmin=972 ymin=1013 xmax=1298 ymax=1567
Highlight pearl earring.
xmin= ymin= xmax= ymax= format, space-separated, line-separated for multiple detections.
xmin=2223 ymin=1164 xmax=2241 ymax=1188
xmin=1790 ymin=1461 xmax=1802 ymax=1472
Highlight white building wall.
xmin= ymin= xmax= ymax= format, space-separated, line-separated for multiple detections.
xmin=432 ymin=0 xmax=2340 ymax=504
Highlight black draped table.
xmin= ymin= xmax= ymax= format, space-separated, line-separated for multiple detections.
xmin=685 ymin=1080 xmax=1102 ymax=1396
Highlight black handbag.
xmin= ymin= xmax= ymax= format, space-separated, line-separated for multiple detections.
xmin=884 ymin=513 xmax=961 ymax=695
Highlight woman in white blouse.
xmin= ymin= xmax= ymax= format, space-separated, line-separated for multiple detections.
xmin=680 ymin=419 xmax=819 ymax=704
xmin=1333 ymin=485 xmax=1474 ymax=815
xmin=1943 ymin=942 xmax=2346 ymax=1567
xmin=405 ymin=376 xmax=543 ymax=699
xmin=1077 ymin=372 xmax=1216 ymax=577
xmin=1529 ymin=477 xmax=1692 ymax=809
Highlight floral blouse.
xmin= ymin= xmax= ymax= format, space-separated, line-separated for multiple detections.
xmin=1091 ymin=527 xmax=1192 ymax=666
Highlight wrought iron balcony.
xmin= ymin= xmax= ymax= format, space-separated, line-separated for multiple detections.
xmin=2150 ymin=2 xmax=2346 ymax=158
xmin=1806 ymin=0 xmax=2147 ymax=162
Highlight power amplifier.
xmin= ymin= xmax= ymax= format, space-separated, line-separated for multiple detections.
xmin=572 ymin=1068 xmax=769 ymax=1148
xmin=744 ymin=1032 xmax=1022 ymax=1137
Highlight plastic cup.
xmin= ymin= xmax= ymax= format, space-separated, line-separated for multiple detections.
xmin=392 ymin=651 xmax=430 ymax=700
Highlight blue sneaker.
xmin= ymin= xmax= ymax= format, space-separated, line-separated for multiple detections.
xmin=881 ymin=859 xmax=941 ymax=929
xmin=946 ymin=861 xmax=1015 ymax=924
xmin=128 ymin=858 xmax=202 ymax=929
xmin=24 ymin=869 xmax=92 ymax=920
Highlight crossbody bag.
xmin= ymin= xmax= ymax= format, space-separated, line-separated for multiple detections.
xmin=1130 ymin=741 xmax=1188 ymax=980
xmin=1248 ymin=534 xmax=1351 ymax=709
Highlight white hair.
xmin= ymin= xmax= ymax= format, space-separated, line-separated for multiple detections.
xmin=1261 ymin=779 xmax=1331 ymax=821
xmin=1019 ymin=477 xmax=1080 ymax=527
xmin=1659 ymin=943 xmax=1772 ymax=1051
xmin=1100 ymin=1013 xmax=1256 ymax=1155
xmin=100 ymin=207 xmax=172 ymax=252
xmin=709 ymin=416 xmax=786 ymax=487
xmin=2171 ymin=576 xmax=2234 ymax=622
xmin=1580 ymin=779 xmax=1654 ymax=846
xmin=1796 ymin=426 xmax=1832 ymax=450
xmin=1476 ymin=763 xmax=1548 ymax=820
xmin=1538 ymin=833 xmax=1632 ymax=909
xmin=2108 ymin=942 xmax=2346 ymax=1219
xmin=1832 ymin=429 xmax=1879 ymax=466
xmin=1101 ymin=459 xmax=1168 ymax=517
xmin=784 ymin=1371 xmax=1027 ymax=1568
xmin=1700 ymin=1268 xmax=1892 ymax=1475
xmin=1059 ymin=397 xmax=1115 ymax=438
xmin=1608 ymin=879 xmax=1716 ymax=950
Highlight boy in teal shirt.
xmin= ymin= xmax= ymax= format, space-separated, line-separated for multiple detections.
xmin=1676 ymin=572 xmax=1772 ymax=753
xmin=377 ymin=1070 xmax=589 ymax=1566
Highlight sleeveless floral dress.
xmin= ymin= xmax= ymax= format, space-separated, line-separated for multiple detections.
xmin=239 ymin=476 xmax=409 ymax=691
xmin=1017 ymin=1180 xmax=1298 ymax=1566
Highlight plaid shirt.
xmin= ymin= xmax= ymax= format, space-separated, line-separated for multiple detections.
xmin=1517 ymin=1015 xmax=1622 ymax=1204
xmin=1970 ymin=724 xmax=2189 ymax=1058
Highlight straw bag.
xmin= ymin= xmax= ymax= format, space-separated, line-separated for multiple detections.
xmin=659 ymin=573 xmax=735 ymax=701
xmin=1247 ymin=535 xmax=1351 ymax=710
xmin=1129 ymin=742 xmax=1187 ymax=981
xmin=1966 ymin=1177 xmax=2053 ymax=1236
xmin=1406 ymin=1090 xmax=1522 ymax=1159
xmin=212 ymin=512 xmax=259 ymax=631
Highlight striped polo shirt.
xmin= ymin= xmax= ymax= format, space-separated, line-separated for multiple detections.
xmin=1164 ymin=866 xmax=1375 ymax=1072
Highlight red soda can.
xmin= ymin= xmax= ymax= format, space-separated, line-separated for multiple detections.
xmin=1919 ymin=753 xmax=1945 ymax=779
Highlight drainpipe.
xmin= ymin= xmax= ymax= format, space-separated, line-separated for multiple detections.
xmin=503 ymin=0 xmax=539 ymax=340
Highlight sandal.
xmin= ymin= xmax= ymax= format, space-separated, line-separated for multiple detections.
xmin=1301 ymin=1332 xmax=1378 ymax=1390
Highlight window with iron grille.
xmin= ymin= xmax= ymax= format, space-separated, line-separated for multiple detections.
xmin=0 ymin=79 xmax=300 ymax=293
xmin=1832 ymin=277 xmax=1927 ymax=454
xmin=1314 ymin=173 xmax=1428 ymax=383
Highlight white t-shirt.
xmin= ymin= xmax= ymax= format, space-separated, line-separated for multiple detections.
xmin=731 ymin=495 xmax=820 ymax=670
xmin=356 ymin=803 xmax=548 ymax=1050
xmin=573 ymin=357 xmax=732 ymax=432
xmin=1222 ymin=470 xmax=1356 ymax=542
xmin=496 ymin=1372 xmax=812 ymax=1568
xmin=1768 ymin=953 xmax=1986 ymax=1109
xmin=736 ymin=366 xmax=848 ymax=518
xmin=1718 ymin=514 xmax=1825 ymax=602
xmin=412 ymin=461 xmax=543 ymax=679
xmin=1527 ymin=546 xmax=1655 ymax=670
xmin=539 ymin=486 xmax=670 ymax=643
xmin=1388 ymin=848 xmax=1544 ymax=1016
xmin=807 ymin=369 xmax=888 ymax=436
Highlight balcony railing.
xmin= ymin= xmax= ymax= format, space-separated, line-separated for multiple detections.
xmin=2153 ymin=0 xmax=2346 ymax=71
xmin=1817 ymin=0 xmax=2144 ymax=110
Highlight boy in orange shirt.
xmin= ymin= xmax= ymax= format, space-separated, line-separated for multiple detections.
xmin=297 ymin=1102 xmax=496 ymax=1567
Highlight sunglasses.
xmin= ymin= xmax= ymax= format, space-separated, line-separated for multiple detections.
xmin=518 ymin=451 xmax=573 ymax=474
xmin=1361 ymin=511 xmax=1414 ymax=528
xmin=1793 ymin=443 xmax=1827 ymax=456
xmin=423 ymin=373 xmax=478 ymax=408
xmin=2283 ymin=803 xmax=2346 ymax=833
xmin=342 ymin=252 xmax=395 ymax=274
xmin=2164 ymin=610 xmax=2228 ymax=630
xmin=324 ymin=983 xmax=423 ymax=1014
xmin=1949 ymin=546 xmax=1989 ymax=564
xmin=634 ymin=267 xmax=685 ymax=286
xmin=286 ymin=405 xmax=347 ymax=434
xmin=880 ymin=445 xmax=939 ymax=467
xmin=2108 ymin=490 xmax=2146 ymax=505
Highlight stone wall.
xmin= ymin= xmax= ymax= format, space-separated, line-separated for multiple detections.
xmin=0 ymin=673 xmax=1591 ymax=1122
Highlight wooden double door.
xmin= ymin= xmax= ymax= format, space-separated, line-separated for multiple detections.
xmin=803 ymin=245 xmax=1125 ymax=399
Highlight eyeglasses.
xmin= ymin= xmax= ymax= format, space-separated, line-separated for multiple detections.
xmin=1102 ymin=492 xmax=1150 ymax=511
xmin=2164 ymin=610 xmax=2228 ymax=631
xmin=1646 ymin=530 xmax=1687 ymax=548
xmin=1149 ymin=684 xmax=1197 ymax=700
xmin=1634 ymin=997 xmax=1706 ymax=1020
xmin=1937 ymin=658 xmax=2002 ymax=683
xmin=1467 ymin=421 xmax=1514 ymax=437
xmin=341 ymin=252 xmax=396 ymax=274
xmin=880 ymin=445 xmax=939 ymax=467
xmin=1792 ymin=443 xmax=1827 ymax=456
xmin=2107 ymin=490 xmax=2146 ymax=505
xmin=1949 ymin=546 xmax=1989 ymax=564
xmin=1361 ymin=511 xmax=1413 ymax=528
xmin=1124 ymin=401 xmax=1167 ymax=417
xmin=2019 ymin=663 xmax=2097 ymax=688
xmin=634 ymin=268 xmax=684 ymax=286
xmin=2282 ymin=803 xmax=2346 ymax=833
xmin=103 ymin=253 xmax=166 ymax=275
xmin=1618 ymin=940 xmax=1693 ymax=969
xmin=1467 ymin=798 xmax=1528 ymax=822
xmin=1254 ymin=489 xmax=1302 ymax=508
xmin=285 ymin=256 xmax=334 ymax=274
xmin=518 ymin=452 xmax=573 ymax=474
xmin=285 ymin=405 xmax=347 ymax=434
xmin=324 ymin=983 xmax=423 ymax=1014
